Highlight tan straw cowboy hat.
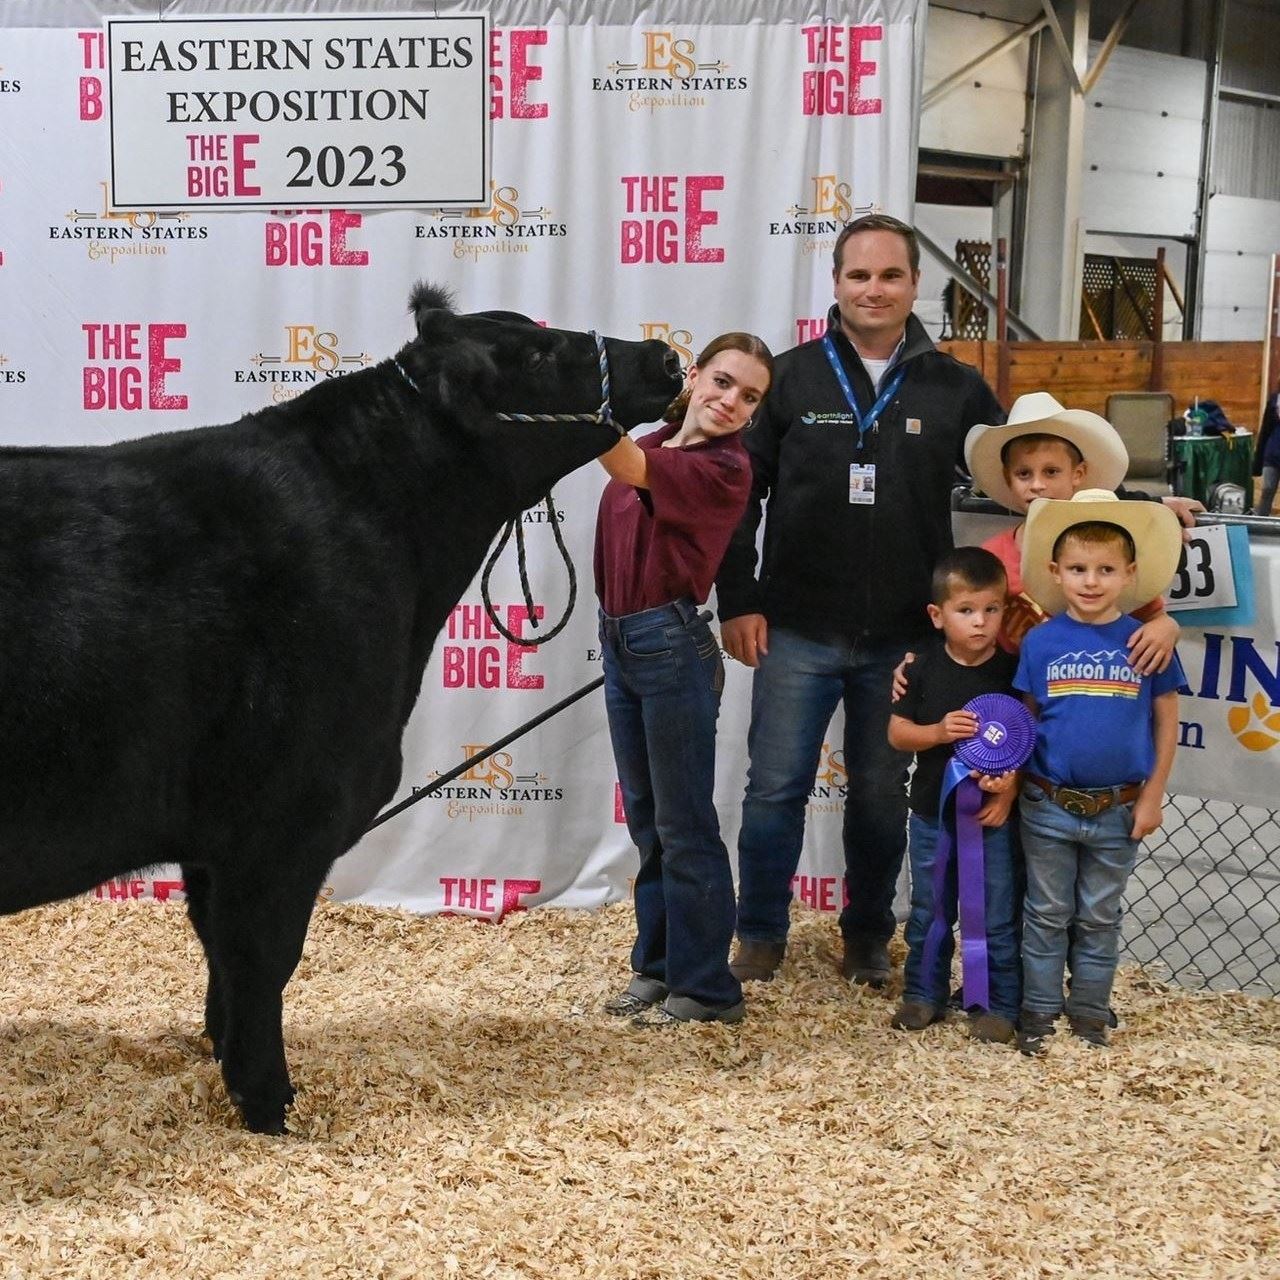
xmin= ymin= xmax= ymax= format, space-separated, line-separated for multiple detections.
xmin=1021 ymin=488 xmax=1183 ymax=616
xmin=965 ymin=392 xmax=1128 ymax=512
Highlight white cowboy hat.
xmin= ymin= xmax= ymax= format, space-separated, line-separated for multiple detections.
xmin=1021 ymin=488 xmax=1183 ymax=616
xmin=964 ymin=392 xmax=1128 ymax=512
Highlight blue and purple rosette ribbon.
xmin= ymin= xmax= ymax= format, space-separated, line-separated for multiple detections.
xmin=921 ymin=693 xmax=1036 ymax=1012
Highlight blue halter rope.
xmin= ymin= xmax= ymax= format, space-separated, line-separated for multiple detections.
xmin=491 ymin=332 xmax=619 ymax=434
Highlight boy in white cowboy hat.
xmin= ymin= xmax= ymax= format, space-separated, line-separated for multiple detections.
xmin=964 ymin=391 xmax=1188 ymax=672
xmin=1011 ymin=490 xmax=1184 ymax=1055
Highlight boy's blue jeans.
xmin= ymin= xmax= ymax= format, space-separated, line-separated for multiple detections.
xmin=601 ymin=601 xmax=741 ymax=1012
xmin=902 ymin=812 xmax=1021 ymax=1021
xmin=1019 ymin=780 xmax=1139 ymax=1023
xmin=734 ymin=627 xmax=912 ymax=948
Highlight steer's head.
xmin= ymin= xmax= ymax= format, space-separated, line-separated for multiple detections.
xmin=398 ymin=284 xmax=683 ymax=509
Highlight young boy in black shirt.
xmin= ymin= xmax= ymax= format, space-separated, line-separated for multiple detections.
xmin=888 ymin=547 xmax=1021 ymax=1043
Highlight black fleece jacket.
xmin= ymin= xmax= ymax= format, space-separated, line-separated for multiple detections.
xmin=715 ymin=309 xmax=1003 ymax=646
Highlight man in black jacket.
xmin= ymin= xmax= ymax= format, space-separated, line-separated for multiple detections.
xmin=716 ymin=213 xmax=1004 ymax=987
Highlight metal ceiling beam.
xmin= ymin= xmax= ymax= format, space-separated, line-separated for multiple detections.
xmin=1082 ymin=0 xmax=1143 ymax=97
xmin=921 ymin=16 xmax=1049 ymax=110
xmin=1039 ymin=0 xmax=1086 ymax=96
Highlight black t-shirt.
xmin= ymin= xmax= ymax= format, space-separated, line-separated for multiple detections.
xmin=896 ymin=638 xmax=1019 ymax=816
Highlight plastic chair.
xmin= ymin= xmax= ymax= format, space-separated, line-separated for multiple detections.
xmin=1105 ymin=392 xmax=1175 ymax=495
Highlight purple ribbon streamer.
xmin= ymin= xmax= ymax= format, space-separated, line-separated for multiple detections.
xmin=919 ymin=757 xmax=991 ymax=1012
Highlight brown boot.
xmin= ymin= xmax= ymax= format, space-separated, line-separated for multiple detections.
xmin=728 ymin=939 xmax=785 ymax=982
xmin=839 ymin=936 xmax=891 ymax=988
xmin=891 ymin=1000 xmax=943 ymax=1031
xmin=968 ymin=1011 xmax=1016 ymax=1044
xmin=1016 ymin=1009 xmax=1057 ymax=1056
xmin=1068 ymin=1014 xmax=1110 ymax=1047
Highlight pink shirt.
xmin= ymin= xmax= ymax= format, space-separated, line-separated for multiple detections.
xmin=594 ymin=423 xmax=751 ymax=617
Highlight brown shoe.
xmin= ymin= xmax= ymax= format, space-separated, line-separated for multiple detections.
xmin=839 ymin=937 xmax=891 ymax=988
xmin=968 ymin=1012 xmax=1016 ymax=1044
xmin=1068 ymin=1014 xmax=1110 ymax=1047
xmin=891 ymin=999 xmax=943 ymax=1031
xmin=728 ymin=939 xmax=785 ymax=982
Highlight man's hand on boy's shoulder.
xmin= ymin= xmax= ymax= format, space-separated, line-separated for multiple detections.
xmin=890 ymin=651 xmax=916 ymax=702
xmin=1126 ymin=612 xmax=1180 ymax=676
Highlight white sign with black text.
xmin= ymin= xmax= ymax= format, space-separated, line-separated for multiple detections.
xmin=1164 ymin=522 xmax=1238 ymax=613
xmin=106 ymin=14 xmax=489 ymax=210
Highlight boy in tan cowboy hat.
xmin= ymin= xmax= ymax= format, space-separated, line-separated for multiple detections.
xmin=1011 ymin=490 xmax=1184 ymax=1055
xmin=964 ymin=391 xmax=1189 ymax=673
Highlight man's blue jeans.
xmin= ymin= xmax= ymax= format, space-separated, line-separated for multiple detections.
xmin=734 ymin=627 xmax=912 ymax=947
xmin=902 ymin=812 xmax=1021 ymax=1021
xmin=1019 ymin=781 xmax=1139 ymax=1022
xmin=601 ymin=600 xmax=741 ymax=1011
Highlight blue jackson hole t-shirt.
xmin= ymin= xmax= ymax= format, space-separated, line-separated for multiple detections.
xmin=1014 ymin=613 xmax=1185 ymax=789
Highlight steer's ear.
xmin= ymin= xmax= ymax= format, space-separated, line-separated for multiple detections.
xmin=409 ymin=282 xmax=457 ymax=342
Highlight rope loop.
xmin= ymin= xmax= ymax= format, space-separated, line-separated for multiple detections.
xmin=480 ymin=495 xmax=578 ymax=646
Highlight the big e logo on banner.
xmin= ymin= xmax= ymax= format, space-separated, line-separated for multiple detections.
xmin=620 ymin=175 xmax=724 ymax=265
xmin=490 ymin=29 xmax=548 ymax=119
xmin=82 ymin=321 xmax=187 ymax=411
xmin=801 ymin=24 xmax=883 ymax=116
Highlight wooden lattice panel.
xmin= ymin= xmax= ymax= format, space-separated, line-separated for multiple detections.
xmin=951 ymin=240 xmax=991 ymax=340
xmin=1081 ymin=255 xmax=1160 ymax=340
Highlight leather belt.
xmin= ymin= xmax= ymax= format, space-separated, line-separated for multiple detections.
xmin=1026 ymin=774 xmax=1142 ymax=818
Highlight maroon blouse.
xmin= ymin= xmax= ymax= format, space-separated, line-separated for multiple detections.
xmin=594 ymin=422 xmax=752 ymax=617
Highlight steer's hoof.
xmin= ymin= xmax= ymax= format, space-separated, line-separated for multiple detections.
xmin=232 ymin=1085 xmax=295 ymax=1135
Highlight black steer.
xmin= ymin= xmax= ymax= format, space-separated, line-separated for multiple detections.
xmin=0 ymin=284 xmax=682 ymax=1132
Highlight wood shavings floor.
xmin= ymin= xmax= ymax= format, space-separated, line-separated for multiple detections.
xmin=0 ymin=899 xmax=1276 ymax=1279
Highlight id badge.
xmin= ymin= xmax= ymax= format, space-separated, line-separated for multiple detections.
xmin=849 ymin=463 xmax=876 ymax=504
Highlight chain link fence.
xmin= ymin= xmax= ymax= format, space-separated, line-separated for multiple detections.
xmin=1123 ymin=794 xmax=1280 ymax=996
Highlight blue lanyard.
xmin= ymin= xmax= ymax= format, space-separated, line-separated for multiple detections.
xmin=822 ymin=333 xmax=906 ymax=449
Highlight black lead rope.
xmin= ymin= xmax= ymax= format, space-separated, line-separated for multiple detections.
xmin=364 ymin=673 xmax=603 ymax=832
xmin=479 ymin=494 xmax=578 ymax=645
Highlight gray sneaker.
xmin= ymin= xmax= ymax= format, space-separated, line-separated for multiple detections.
xmin=632 ymin=997 xmax=747 ymax=1027
xmin=604 ymin=975 xmax=668 ymax=1017
xmin=604 ymin=991 xmax=657 ymax=1017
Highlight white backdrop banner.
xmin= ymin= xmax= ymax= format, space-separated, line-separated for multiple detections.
xmin=4 ymin=0 xmax=925 ymax=918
